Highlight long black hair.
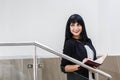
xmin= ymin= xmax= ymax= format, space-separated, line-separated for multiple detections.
xmin=65 ymin=14 xmax=90 ymax=44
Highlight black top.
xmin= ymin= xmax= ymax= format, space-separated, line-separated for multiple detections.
xmin=61 ymin=38 xmax=96 ymax=79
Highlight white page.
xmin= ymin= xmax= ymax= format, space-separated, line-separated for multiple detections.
xmin=94 ymin=54 xmax=107 ymax=64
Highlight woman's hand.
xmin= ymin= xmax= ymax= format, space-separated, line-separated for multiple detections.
xmin=82 ymin=58 xmax=98 ymax=69
xmin=65 ymin=65 xmax=80 ymax=72
xmin=82 ymin=58 xmax=91 ymax=63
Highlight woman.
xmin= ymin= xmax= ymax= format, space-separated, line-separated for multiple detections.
xmin=61 ymin=14 xmax=97 ymax=80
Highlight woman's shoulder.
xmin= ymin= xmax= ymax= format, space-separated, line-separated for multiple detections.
xmin=63 ymin=39 xmax=76 ymax=51
xmin=64 ymin=39 xmax=76 ymax=47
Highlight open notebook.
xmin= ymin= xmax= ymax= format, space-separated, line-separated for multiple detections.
xmin=85 ymin=54 xmax=107 ymax=67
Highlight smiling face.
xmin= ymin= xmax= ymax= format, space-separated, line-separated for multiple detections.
xmin=70 ymin=22 xmax=82 ymax=39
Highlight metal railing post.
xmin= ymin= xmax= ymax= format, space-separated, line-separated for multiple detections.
xmin=33 ymin=46 xmax=37 ymax=80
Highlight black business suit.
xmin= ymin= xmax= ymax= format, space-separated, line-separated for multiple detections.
xmin=61 ymin=38 xmax=96 ymax=80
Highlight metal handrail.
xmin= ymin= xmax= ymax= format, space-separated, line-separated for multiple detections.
xmin=0 ymin=42 xmax=112 ymax=80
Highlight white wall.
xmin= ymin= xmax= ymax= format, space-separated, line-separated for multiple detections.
xmin=98 ymin=0 xmax=120 ymax=55
xmin=0 ymin=0 xmax=111 ymax=58
xmin=0 ymin=0 xmax=98 ymax=57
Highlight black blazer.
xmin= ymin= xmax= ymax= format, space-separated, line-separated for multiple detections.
xmin=61 ymin=38 xmax=97 ymax=78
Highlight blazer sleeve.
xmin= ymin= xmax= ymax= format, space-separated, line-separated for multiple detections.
xmin=60 ymin=40 xmax=74 ymax=73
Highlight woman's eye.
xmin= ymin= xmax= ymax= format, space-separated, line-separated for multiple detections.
xmin=70 ymin=24 xmax=74 ymax=26
xmin=77 ymin=24 xmax=81 ymax=27
xmin=77 ymin=24 xmax=80 ymax=26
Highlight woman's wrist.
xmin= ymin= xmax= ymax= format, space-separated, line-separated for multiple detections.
xmin=76 ymin=65 xmax=80 ymax=70
xmin=77 ymin=66 xmax=81 ymax=70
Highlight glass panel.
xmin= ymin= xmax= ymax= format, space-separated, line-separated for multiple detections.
xmin=0 ymin=46 xmax=35 ymax=80
xmin=36 ymin=48 xmax=89 ymax=80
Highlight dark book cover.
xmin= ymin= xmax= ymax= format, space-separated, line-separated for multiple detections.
xmin=85 ymin=60 xmax=101 ymax=67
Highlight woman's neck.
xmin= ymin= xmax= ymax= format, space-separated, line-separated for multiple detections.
xmin=73 ymin=36 xmax=80 ymax=40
